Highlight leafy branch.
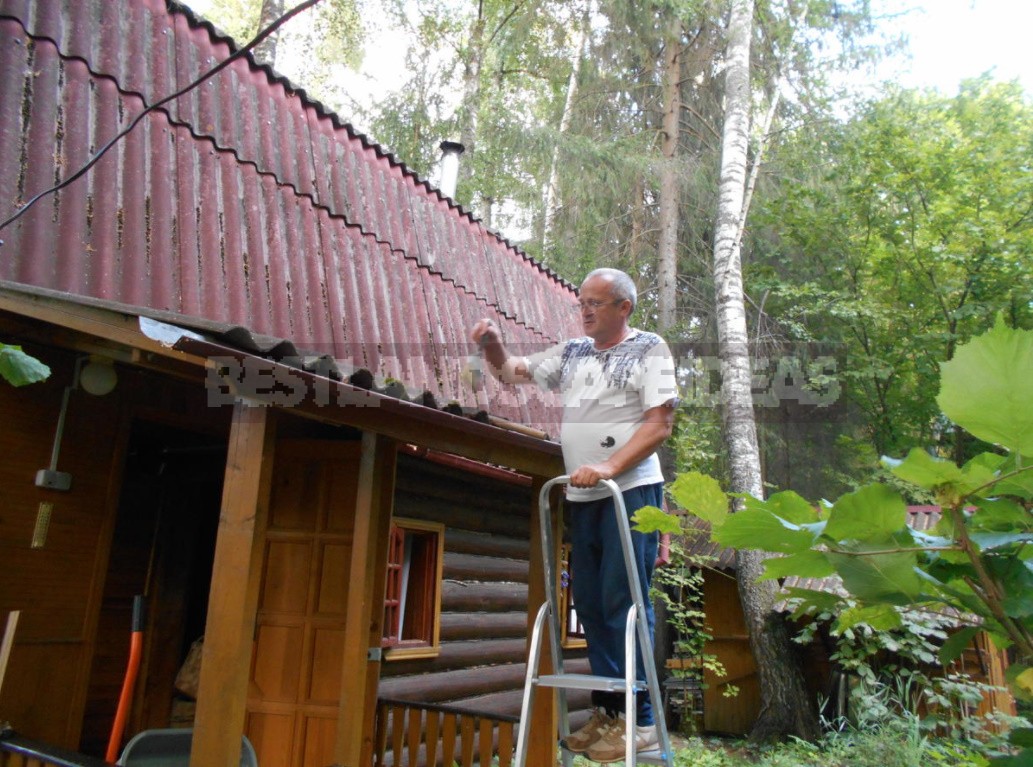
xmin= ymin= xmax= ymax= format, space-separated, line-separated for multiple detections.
xmin=665 ymin=318 xmax=1033 ymax=764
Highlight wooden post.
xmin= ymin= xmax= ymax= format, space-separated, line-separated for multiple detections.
xmin=190 ymin=401 xmax=274 ymax=767
xmin=335 ymin=431 xmax=397 ymax=766
xmin=524 ymin=477 xmax=559 ymax=766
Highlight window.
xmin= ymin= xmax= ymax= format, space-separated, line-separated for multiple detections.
xmin=382 ymin=519 xmax=444 ymax=659
xmin=560 ymin=544 xmax=586 ymax=648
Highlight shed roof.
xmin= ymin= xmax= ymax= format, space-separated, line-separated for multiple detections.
xmin=0 ymin=0 xmax=581 ymax=434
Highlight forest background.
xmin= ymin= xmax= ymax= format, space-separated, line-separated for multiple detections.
xmin=187 ymin=0 xmax=1033 ymax=503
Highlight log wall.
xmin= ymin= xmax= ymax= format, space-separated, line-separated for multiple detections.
xmin=379 ymin=456 xmax=591 ymax=719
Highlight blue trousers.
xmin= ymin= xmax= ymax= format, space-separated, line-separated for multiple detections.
xmin=568 ymin=483 xmax=661 ymax=725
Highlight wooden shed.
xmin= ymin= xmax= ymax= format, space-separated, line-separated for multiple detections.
xmin=0 ymin=1 xmax=588 ymax=765
xmin=678 ymin=510 xmax=1017 ymax=736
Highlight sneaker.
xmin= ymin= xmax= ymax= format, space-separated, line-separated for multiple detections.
xmin=584 ymin=717 xmax=660 ymax=764
xmin=561 ymin=707 xmax=614 ymax=753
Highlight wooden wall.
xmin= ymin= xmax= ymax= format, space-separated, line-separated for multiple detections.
xmin=0 ymin=347 xmax=125 ymax=747
xmin=378 ymin=455 xmax=592 ymax=719
xmin=0 ymin=337 xmax=230 ymax=753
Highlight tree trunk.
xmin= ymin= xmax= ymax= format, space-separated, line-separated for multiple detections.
xmin=458 ymin=4 xmax=486 ymax=191
xmin=253 ymin=0 xmax=285 ymax=66
xmin=711 ymin=0 xmax=819 ymax=743
xmin=542 ymin=3 xmax=590 ymax=261
xmin=657 ymin=17 xmax=681 ymax=330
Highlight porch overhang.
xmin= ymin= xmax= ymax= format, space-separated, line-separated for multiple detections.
xmin=0 ymin=281 xmax=565 ymax=479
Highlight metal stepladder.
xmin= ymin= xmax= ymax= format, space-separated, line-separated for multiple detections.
xmin=514 ymin=476 xmax=673 ymax=767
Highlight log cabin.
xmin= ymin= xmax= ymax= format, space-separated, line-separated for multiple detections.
xmin=0 ymin=1 xmax=594 ymax=764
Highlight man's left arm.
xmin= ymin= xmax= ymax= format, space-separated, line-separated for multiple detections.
xmin=568 ymin=403 xmax=675 ymax=488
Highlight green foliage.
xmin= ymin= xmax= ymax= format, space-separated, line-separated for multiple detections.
xmin=579 ymin=729 xmax=993 ymax=766
xmin=674 ymin=322 xmax=1033 ymax=762
xmin=0 ymin=343 xmax=50 ymax=386
xmin=752 ymin=79 xmax=1033 ymax=466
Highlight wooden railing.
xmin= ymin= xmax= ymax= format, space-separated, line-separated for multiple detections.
xmin=374 ymin=698 xmax=519 ymax=767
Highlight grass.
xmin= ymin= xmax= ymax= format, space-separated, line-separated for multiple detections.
xmin=567 ymin=727 xmax=993 ymax=767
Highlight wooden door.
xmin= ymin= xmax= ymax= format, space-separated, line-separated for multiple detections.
xmin=244 ymin=440 xmax=362 ymax=767
xmin=702 ymin=570 xmax=760 ymax=735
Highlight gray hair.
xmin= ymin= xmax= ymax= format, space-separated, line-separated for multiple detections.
xmin=583 ymin=268 xmax=637 ymax=311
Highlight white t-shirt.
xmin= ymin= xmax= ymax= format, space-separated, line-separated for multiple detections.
xmin=525 ymin=329 xmax=678 ymax=501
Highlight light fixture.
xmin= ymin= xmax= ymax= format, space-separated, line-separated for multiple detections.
xmin=79 ymin=355 xmax=118 ymax=396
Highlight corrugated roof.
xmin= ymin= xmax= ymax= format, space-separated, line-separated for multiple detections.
xmin=0 ymin=0 xmax=581 ymax=434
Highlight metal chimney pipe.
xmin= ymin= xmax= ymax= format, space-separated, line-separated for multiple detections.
xmin=438 ymin=140 xmax=465 ymax=199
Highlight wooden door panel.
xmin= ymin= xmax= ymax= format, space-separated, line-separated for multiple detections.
xmin=301 ymin=716 xmax=338 ymax=766
xmin=247 ymin=440 xmax=363 ymax=767
xmin=251 ymin=623 xmax=304 ymax=701
xmin=246 ymin=711 xmax=295 ymax=765
xmin=262 ymin=541 xmax=315 ymax=612
xmin=308 ymin=627 xmax=345 ymax=703
xmin=316 ymin=543 xmax=349 ymax=614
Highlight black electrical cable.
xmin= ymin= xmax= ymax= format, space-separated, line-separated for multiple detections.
xmin=0 ymin=0 xmax=323 ymax=238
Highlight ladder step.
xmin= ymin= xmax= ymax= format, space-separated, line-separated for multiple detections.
xmin=535 ymin=673 xmax=647 ymax=693
xmin=636 ymin=748 xmax=670 ymax=764
xmin=558 ymin=744 xmax=669 ymax=764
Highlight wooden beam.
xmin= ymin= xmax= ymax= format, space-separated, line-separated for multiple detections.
xmin=524 ymin=478 xmax=561 ymax=766
xmin=0 ymin=286 xmax=206 ymax=370
xmin=172 ymin=338 xmax=566 ymax=479
xmin=335 ymin=431 xmax=398 ymax=767
xmin=0 ymin=610 xmax=20 ymax=698
xmin=190 ymin=402 xmax=275 ymax=767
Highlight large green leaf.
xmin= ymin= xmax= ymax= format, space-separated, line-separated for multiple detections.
xmin=937 ymin=318 xmax=1033 ymax=455
xmin=713 ymin=508 xmax=816 ymax=554
xmin=884 ymin=447 xmax=965 ymax=489
xmin=823 ymin=484 xmax=908 ymax=542
xmin=764 ymin=490 xmax=822 ymax=525
xmin=969 ymin=497 xmax=1033 ymax=532
xmin=668 ymin=471 xmax=729 ymax=528
xmin=631 ymin=505 xmax=682 ymax=535
xmin=969 ymin=452 xmax=1033 ymax=500
xmin=827 ymin=549 xmax=923 ymax=604
xmin=760 ymin=549 xmax=835 ymax=580
xmin=938 ymin=626 xmax=980 ymax=664
xmin=969 ymin=531 xmax=1033 ymax=552
xmin=0 ymin=344 xmax=51 ymax=386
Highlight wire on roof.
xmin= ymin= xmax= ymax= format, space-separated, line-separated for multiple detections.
xmin=0 ymin=0 xmax=324 ymax=238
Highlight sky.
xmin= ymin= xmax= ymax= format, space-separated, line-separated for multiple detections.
xmin=869 ymin=0 xmax=1032 ymax=94
xmin=185 ymin=0 xmax=1033 ymax=103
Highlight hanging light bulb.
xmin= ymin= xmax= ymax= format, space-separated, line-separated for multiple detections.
xmin=79 ymin=355 xmax=118 ymax=396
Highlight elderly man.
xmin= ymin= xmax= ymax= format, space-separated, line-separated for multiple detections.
xmin=470 ymin=267 xmax=677 ymax=762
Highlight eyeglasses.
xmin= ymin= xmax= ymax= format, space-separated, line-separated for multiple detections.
xmin=578 ymin=298 xmax=625 ymax=311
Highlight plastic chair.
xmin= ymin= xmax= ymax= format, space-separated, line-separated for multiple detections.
xmin=118 ymin=728 xmax=257 ymax=767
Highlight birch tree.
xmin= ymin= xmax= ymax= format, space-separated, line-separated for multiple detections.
xmin=712 ymin=0 xmax=819 ymax=741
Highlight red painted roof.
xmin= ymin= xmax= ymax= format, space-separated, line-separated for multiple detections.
xmin=0 ymin=0 xmax=581 ymax=433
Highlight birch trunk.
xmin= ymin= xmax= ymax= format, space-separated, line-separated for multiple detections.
xmin=711 ymin=0 xmax=819 ymax=742
xmin=657 ymin=17 xmax=681 ymax=330
xmin=458 ymin=6 xmax=486 ymax=190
